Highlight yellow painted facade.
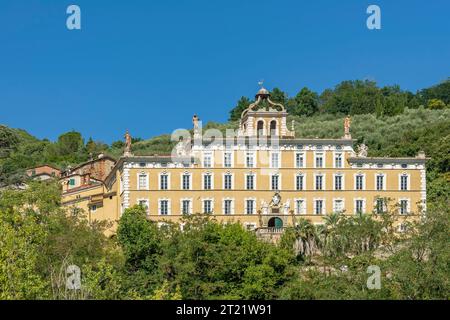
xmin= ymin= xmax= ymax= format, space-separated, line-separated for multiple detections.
xmin=61 ymin=87 xmax=427 ymax=235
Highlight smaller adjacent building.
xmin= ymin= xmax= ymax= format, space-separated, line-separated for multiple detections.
xmin=26 ymin=164 xmax=61 ymax=181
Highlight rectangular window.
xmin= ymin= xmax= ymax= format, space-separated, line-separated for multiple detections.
xmin=296 ymin=175 xmax=304 ymax=191
xmin=246 ymin=199 xmax=255 ymax=215
xmin=376 ymin=175 xmax=384 ymax=191
xmin=295 ymin=153 xmax=304 ymax=168
xmin=400 ymin=200 xmax=409 ymax=215
xmin=246 ymin=152 xmax=254 ymax=168
xmin=224 ymin=200 xmax=232 ymax=215
xmin=333 ymin=199 xmax=344 ymax=213
xmin=315 ymin=153 xmax=324 ymax=168
xmin=138 ymin=199 xmax=148 ymax=208
xmin=246 ymin=175 xmax=254 ymax=190
xmin=182 ymin=200 xmax=191 ymax=215
xmin=400 ymin=175 xmax=409 ymax=191
xmin=271 ymin=152 xmax=280 ymax=168
xmin=271 ymin=175 xmax=279 ymax=190
xmin=355 ymin=200 xmax=364 ymax=214
xmin=334 ymin=175 xmax=342 ymax=190
xmin=356 ymin=175 xmax=364 ymax=190
xmin=138 ymin=174 xmax=148 ymax=190
xmin=224 ymin=174 xmax=232 ymax=190
xmin=315 ymin=175 xmax=323 ymax=190
xmin=160 ymin=200 xmax=169 ymax=215
xmin=315 ymin=200 xmax=323 ymax=215
xmin=69 ymin=178 xmax=75 ymax=186
xmin=335 ymin=153 xmax=343 ymax=168
xmin=224 ymin=152 xmax=232 ymax=168
xmin=295 ymin=199 xmax=305 ymax=214
xmin=203 ymin=200 xmax=212 ymax=214
xmin=376 ymin=198 xmax=385 ymax=214
xmin=160 ymin=174 xmax=168 ymax=190
xmin=203 ymin=174 xmax=212 ymax=190
xmin=182 ymin=174 xmax=190 ymax=190
xmin=203 ymin=154 xmax=212 ymax=168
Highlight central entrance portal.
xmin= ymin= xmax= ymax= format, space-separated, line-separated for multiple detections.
xmin=268 ymin=217 xmax=283 ymax=228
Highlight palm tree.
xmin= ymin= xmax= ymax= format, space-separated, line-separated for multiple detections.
xmin=292 ymin=218 xmax=320 ymax=259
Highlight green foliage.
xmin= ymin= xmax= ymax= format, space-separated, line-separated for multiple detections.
xmin=419 ymin=78 xmax=450 ymax=105
xmin=229 ymin=96 xmax=251 ymax=122
xmin=287 ymin=87 xmax=319 ymax=116
xmin=427 ymin=98 xmax=447 ymax=110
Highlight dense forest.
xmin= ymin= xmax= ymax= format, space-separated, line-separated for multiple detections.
xmin=0 ymin=79 xmax=449 ymax=299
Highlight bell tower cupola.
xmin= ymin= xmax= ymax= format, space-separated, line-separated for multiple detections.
xmin=238 ymin=84 xmax=295 ymax=139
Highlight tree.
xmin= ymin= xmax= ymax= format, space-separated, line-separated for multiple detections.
xmin=270 ymin=88 xmax=288 ymax=106
xmin=419 ymin=78 xmax=450 ymax=105
xmin=287 ymin=87 xmax=319 ymax=116
xmin=229 ymin=97 xmax=251 ymax=122
xmin=427 ymin=98 xmax=447 ymax=110
xmin=57 ymin=131 xmax=84 ymax=156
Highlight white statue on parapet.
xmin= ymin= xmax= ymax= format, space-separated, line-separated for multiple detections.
xmin=357 ymin=143 xmax=368 ymax=157
xmin=260 ymin=200 xmax=268 ymax=214
xmin=283 ymin=199 xmax=290 ymax=215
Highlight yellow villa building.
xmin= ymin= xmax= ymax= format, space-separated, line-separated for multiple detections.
xmin=60 ymin=87 xmax=427 ymax=236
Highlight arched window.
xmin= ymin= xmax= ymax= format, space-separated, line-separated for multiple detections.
xmin=270 ymin=120 xmax=277 ymax=136
xmin=257 ymin=120 xmax=264 ymax=136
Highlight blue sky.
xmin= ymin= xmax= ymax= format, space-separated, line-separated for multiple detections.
xmin=0 ymin=0 xmax=449 ymax=143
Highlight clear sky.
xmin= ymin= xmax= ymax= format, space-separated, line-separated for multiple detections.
xmin=0 ymin=0 xmax=449 ymax=143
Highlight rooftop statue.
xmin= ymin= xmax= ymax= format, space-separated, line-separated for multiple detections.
xmin=124 ymin=130 xmax=132 ymax=156
xmin=344 ymin=115 xmax=351 ymax=139
xmin=357 ymin=143 xmax=368 ymax=157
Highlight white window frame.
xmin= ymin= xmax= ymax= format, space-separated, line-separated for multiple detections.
xmin=159 ymin=172 xmax=171 ymax=190
xmin=203 ymin=152 xmax=213 ymax=168
xmin=202 ymin=198 xmax=214 ymax=214
xmin=313 ymin=198 xmax=325 ymax=215
xmin=223 ymin=151 xmax=233 ymax=168
xmin=181 ymin=172 xmax=192 ymax=190
xmin=294 ymin=198 xmax=306 ymax=215
xmin=202 ymin=172 xmax=214 ymax=190
xmin=245 ymin=151 xmax=255 ymax=168
xmin=244 ymin=198 xmax=256 ymax=215
xmin=333 ymin=198 xmax=345 ymax=213
xmin=375 ymin=173 xmax=386 ymax=191
xmin=158 ymin=198 xmax=171 ymax=215
xmin=399 ymin=198 xmax=411 ymax=215
xmin=314 ymin=152 xmax=324 ymax=169
xmin=137 ymin=172 xmax=149 ymax=190
xmin=245 ymin=173 xmax=256 ymax=190
xmin=374 ymin=197 xmax=387 ymax=214
xmin=223 ymin=172 xmax=234 ymax=190
xmin=137 ymin=198 xmax=150 ymax=215
xmin=270 ymin=173 xmax=281 ymax=191
xmin=222 ymin=198 xmax=235 ymax=215
xmin=399 ymin=173 xmax=410 ymax=191
xmin=270 ymin=151 xmax=280 ymax=169
xmin=354 ymin=198 xmax=366 ymax=214
xmin=314 ymin=173 xmax=325 ymax=191
xmin=295 ymin=152 xmax=305 ymax=168
xmin=333 ymin=173 xmax=345 ymax=191
xmin=295 ymin=173 xmax=305 ymax=191
xmin=333 ymin=152 xmax=343 ymax=168
xmin=180 ymin=198 xmax=193 ymax=215
xmin=354 ymin=173 xmax=366 ymax=191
